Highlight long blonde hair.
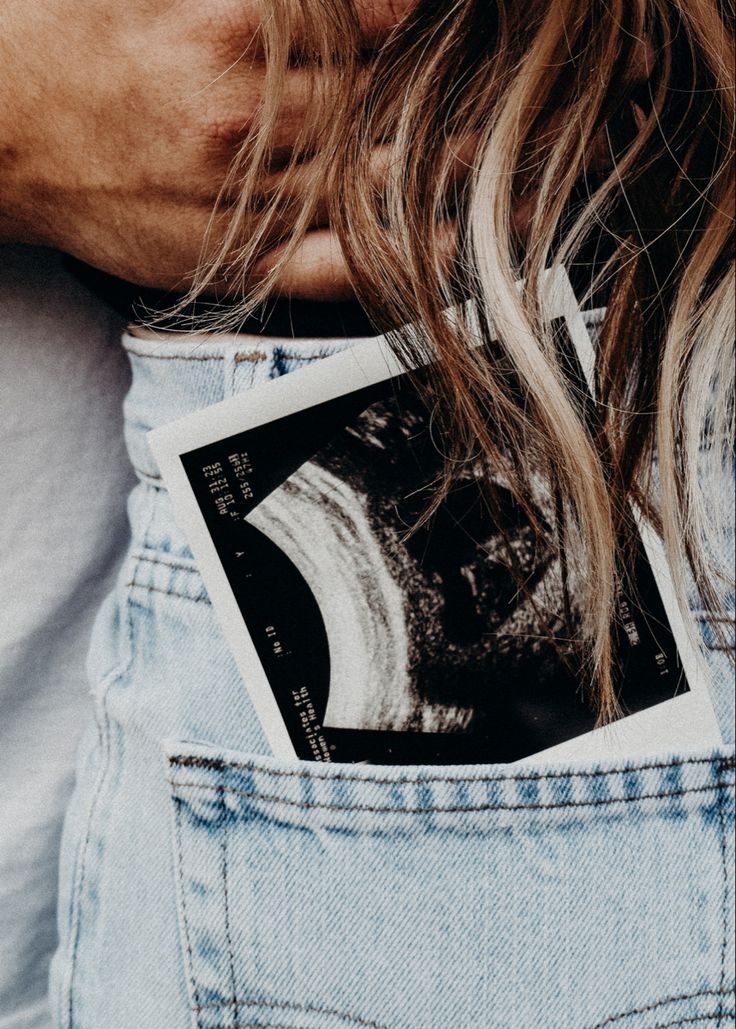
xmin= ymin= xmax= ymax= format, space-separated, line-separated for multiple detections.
xmin=181 ymin=0 xmax=735 ymax=722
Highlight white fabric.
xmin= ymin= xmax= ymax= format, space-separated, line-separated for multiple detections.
xmin=0 ymin=246 xmax=135 ymax=1029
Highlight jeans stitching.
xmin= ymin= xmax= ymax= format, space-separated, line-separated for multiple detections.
xmin=221 ymin=785 xmax=238 ymax=1024
xmin=586 ymin=989 xmax=735 ymax=1028
xmin=277 ymin=353 xmax=335 ymax=362
xmin=62 ymin=508 xmax=155 ymax=1027
xmin=716 ymin=771 xmax=731 ymax=1028
xmin=168 ymin=754 xmax=727 ymax=789
xmin=131 ymin=552 xmax=199 ymax=574
xmin=193 ymin=996 xmax=388 ymax=1029
xmin=125 ymin=350 xmax=226 ymax=362
xmin=126 ymin=581 xmax=211 ymax=605
xmin=168 ymin=781 xmax=720 ymax=815
xmin=228 ymin=351 xmax=237 ymax=400
xmin=651 ymin=1015 xmax=735 ymax=1029
xmin=197 ymin=995 xmax=735 ymax=1029
xmin=175 ymin=795 xmax=202 ymax=1024
xmin=234 ymin=352 xmax=270 ymax=364
xmin=206 ymin=1023 xmax=310 ymax=1029
xmin=63 ymin=712 xmax=118 ymax=1028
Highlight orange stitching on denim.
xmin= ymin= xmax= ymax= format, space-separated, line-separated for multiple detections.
xmin=124 ymin=349 xmax=225 ymax=361
xmin=234 ymin=351 xmax=269 ymax=363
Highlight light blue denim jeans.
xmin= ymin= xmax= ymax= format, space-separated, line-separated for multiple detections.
xmin=50 ymin=323 xmax=735 ymax=1029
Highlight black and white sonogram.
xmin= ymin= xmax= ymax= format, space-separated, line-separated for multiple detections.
xmin=180 ymin=321 xmax=689 ymax=764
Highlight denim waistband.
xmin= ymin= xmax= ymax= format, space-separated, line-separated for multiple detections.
xmin=120 ymin=311 xmax=608 ymax=484
xmin=121 ymin=330 xmax=366 ymax=484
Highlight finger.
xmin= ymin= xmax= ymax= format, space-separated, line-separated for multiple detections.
xmin=188 ymin=0 xmax=416 ymax=66
xmin=244 ymin=217 xmax=459 ymax=304
xmin=139 ymin=63 xmax=320 ymax=203
xmin=255 ymin=133 xmax=477 ymax=195
xmin=205 ymin=136 xmax=472 ymax=264
xmin=190 ymin=63 xmax=370 ymax=181
xmin=233 ymin=134 xmax=476 ymax=248
xmin=352 ymin=0 xmax=417 ymax=48
xmin=250 ymin=228 xmax=355 ymax=302
xmin=140 ymin=115 xmax=473 ymax=278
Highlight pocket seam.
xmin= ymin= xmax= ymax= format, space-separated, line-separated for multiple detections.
xmin=220 ymin=786 xmax=238 ymax=1018
xmin=585 ymin=988 xmax=735 ymax=1029
xmin=168 ymin=778 xmax=724 ymax=816
xmin=169 ymin=744 xmax=733 ymax=1029
xmin=174 ymin=797 xmax=388 ymax=1029
xmin=174 ymin=793 xmax=203 ymax=1021
xmin=191 ymin=996 xmax=388 ymax=1029
xmin=647 ymin=1014 xmax=735 ymax=1029
xmin=716 ymin=766 xmax=732 ymax=1020
xmin=168 ymin=752 xmax=734 ymax=788
xmin=203 ymin=1022 xmax=312 ymax=1029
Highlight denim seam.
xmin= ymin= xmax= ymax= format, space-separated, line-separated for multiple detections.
xmin=586 ymin=988 xmax=735 ymax=1028
xmin=175 ymin=795 xmax=202 ymax=1026
xmin=220 ymin=785 xmax=238 ymax=1025
xmin=716 ymin=769 xmax=730 ymax=1028
xmin=234 ymin=352 xmax=269 ymax=364
xmin=227 ymin=352 xmax=237 ymax=400
xmin=124 ymin=350 xmax=226 ymax=362
xmin=126 ymin=581 xmax=211 ymax=606
xmin=168 ymin=753 xmax=731 ymax=789
xmin=131 ymin=552 xmax=199 ymax=575
xmin=169 ymin=780 xmax=721 ymax=815
xmin=278 ymin=352 xmax=336 ymax=362
xmin=651 ymin=1015 xmax=735 ymax=1029
xmin=63 ymin=499 xmax=157 ymax=1028
xmin=206 ymin=1022 xmax=310 ymax=1029
xmin=193 ymin=996 xmax=388 ymax=1029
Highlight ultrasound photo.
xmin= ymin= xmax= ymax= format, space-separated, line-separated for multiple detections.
xmin=180 ymin=321 xmax=689 ymax=763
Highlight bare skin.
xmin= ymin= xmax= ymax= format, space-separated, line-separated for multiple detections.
xmin=0 ymin=0 xmax=411 ymax=301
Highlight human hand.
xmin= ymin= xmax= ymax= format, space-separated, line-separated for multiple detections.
xmin=0 ymin=0 xmax=410 ymax=298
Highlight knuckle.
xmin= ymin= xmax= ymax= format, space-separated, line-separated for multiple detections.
xmin=184 ymin=70 xmax=262 ymax=154
xmin=193 ymin=1 xmax=264 ymax=62
xmin=355 ymin=0 xmax=415 ymax=40
xmin=195 ymin=102 xmax=255 ymax=151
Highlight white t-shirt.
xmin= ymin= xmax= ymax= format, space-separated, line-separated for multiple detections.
xmin=0 ymin=246 xmax=136 ymax=1029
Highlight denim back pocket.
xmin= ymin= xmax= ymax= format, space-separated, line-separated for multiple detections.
xmin=165 ymin=741 xmax=734 ymax=1029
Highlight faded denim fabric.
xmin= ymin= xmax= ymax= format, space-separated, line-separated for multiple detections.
xmin=50 ymin=320 xmax=735 ymax=1029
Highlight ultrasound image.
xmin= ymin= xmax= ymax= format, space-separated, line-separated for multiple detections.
xmin=248 ymin=389 xmax=582 ymax=739
xmin=182 ymin=322 xmax=686 ymax=762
